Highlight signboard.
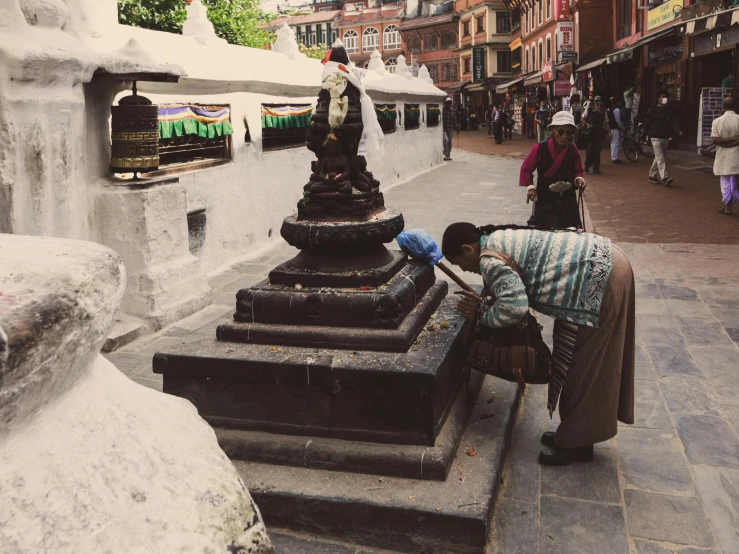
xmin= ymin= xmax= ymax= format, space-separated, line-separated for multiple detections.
xmin=559 ymin=51 xmax=578 ymax=62
xmin=472 ymin=47 xmax=485 ymax=83
xmin=542 ymin=61 xmax=553 ymax=82
xmin=554 ymin=0 xmax=571 ymax=21
xmin=647 ymin=0 xmax=683 ymax=31
xmin=649 ymin=43 xmax=683 ymax=64
xmin=556 ymin=21 xmax=575 ymax=53
xmin=554 ymin=79 xmax=570 ymax=96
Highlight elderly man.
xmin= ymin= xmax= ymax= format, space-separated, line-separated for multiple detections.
xmin=582 ymin=96 xmax=610 ymax=174
xmin=442 ymin=97 xmax=456 ymax=161
xmin=712 ymin=97 xmax=739 ymax=215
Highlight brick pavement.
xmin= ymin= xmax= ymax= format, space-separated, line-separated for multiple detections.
xmin=454 ymin=130 xmax=739 ymax=244
xmin=105 ymin=151 xmax=739 ymax=554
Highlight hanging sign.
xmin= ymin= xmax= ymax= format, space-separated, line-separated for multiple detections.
xmin=472 ymin=47 xmax=485 ymax=83
xmin=647 ymin=0 xmax=682 ymax=31
xmin=648 ymin=43 xmax=683 ymax=64
xmin=542 ymin=61 xmax=554 ymax=82
xmin=554 ymin=0 xmax=571 ymax=21
xmin=556 ymin=21 xmax=575 ymax=52
xmin=554 ymin=79 xmax=570 ymax=96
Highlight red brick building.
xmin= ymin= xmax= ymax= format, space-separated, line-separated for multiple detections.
xmin=399 ymin=12 xmax=460 ymax=91
xmin=334 ymin=2 xmax=406 ymax=70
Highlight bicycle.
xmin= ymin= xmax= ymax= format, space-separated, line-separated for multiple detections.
xmin=699 ymin=142 xmax=716 ymax=159
xmin=622 ymin=123 xmax=654 ymax=162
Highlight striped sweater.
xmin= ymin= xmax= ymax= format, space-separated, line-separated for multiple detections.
xmin=479 ymin=229 xmax=613 ymax=329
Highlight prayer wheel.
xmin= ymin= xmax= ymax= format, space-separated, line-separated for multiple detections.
xmin=109 ymin=84 xmax=159 ymax=174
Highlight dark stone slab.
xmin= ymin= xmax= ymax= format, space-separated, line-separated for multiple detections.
xmin=635 ymin=282 xmax=661 ymax=299
xmin=659 ymin=285 xmax=698 ymax=300
xmin=624 ymin=490 xmax=714 ymax=547
xmin=637 ymin=314 xmax=684 ymax=347
xmin=270 ymin=532 xmax=356 ymax=554
xmin=494 ymin=499 xmax=539 ymax=554
xmin=215 ymin=370 xmax=484 ymax=481
xmin=675 ymin=414 xmax=739 ymax=468
xmin=155 ymin=294 xmax=471 ymax=446
xmin=540 ymin=448 xmax=621 ymax=503
xmin=236 ymin=378 xmax=522 ymax=554
xmin=634 ymin=539 xmax=717 ymax=554
xmin=676 ymin=317 xmax=736 ymax=347
xmin=693 ymin=465 xmax=739 ymax=554
xmin=269 ymin=248 xmax=407 ymax=288
xmin=233 ymin=260 xmax=436 ymax=329
xmin=725 ymin=326 xmax=739 ymax=345
xmin=539 ymin=496 xmax=629 ymax=554
xmin=616 ymin=428 xmax=694 ymax=495
xmin=660 ymin=376 xmax=721 ymax=417
xmin=219 ymin=282 xmax=447 ymax=352
xmin=646 ymin=346 xmax=703 ymax=378
xmin=689 ymin=346 xmax=739 ymax=405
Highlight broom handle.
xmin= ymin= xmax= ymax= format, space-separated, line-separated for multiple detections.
xmin=436 ymin=261 xmax=481 ymax=299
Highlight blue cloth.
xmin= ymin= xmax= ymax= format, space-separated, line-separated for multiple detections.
xmin=396 ymin=230 xmax=443 ymax=266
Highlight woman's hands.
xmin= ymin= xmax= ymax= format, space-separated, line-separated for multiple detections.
xmin=454 ymin=290 xmax=482 ymax=321
xmin=574 ymin=176 xmax=587 ymax=190
xmin=527 ymin=188 xmax=538 ymax=201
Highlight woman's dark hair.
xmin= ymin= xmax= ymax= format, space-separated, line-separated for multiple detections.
xmin=441 ymin=222 xmax=578 ymax=259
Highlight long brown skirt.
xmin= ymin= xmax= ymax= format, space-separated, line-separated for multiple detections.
xmin=554 ymin=244 xmax=636 ymax=448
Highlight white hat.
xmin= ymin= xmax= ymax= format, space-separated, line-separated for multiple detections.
xmin=547 ymin=110 xmax=577 ymax=130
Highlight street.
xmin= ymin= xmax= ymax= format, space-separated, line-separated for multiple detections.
xmin=106 ymin=143 xmax=739 ymax=554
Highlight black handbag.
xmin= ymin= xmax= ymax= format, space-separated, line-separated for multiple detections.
xmin=465 ymin=250 xmax=553 ymax=390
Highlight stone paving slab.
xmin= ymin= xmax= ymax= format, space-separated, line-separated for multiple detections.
xmin=104 ymin=150 xmax=739 ymax=553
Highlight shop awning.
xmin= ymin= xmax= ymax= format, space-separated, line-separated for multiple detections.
xmin=446 ymin=81 xmax=469 ymax=92
xmin=577 ymin=58 xmax=607 ymax=73
xmin=495 ymin=75 xmax=525 ymax=93
xmin=606 ymin=27 xmax=676 ymax=64
xmin=523 ymin=71 xmax=542 ymax=86
xmin=677 ymin=6 xmax=739 ymax=36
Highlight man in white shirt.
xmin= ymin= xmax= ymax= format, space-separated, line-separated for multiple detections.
xmin=711 ymin=97 xmax=739 ymax=215
xmin=609 ymin=99 xmax=625 ymax=164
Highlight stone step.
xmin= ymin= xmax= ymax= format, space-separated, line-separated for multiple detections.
xmin=102 ymin=313 xmax=147 ymax=352
xmin=236 ymin=377 xmax=522 ymax=554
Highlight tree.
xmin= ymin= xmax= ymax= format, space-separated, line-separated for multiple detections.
xmin=117 ymin=0 xmax=273 ymax=49
xmin=299 ymin=43 xmax=329 ymax=60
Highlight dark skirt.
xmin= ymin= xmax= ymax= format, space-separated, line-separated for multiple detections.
xmin=531 ymin=192 xmax=583 ymax=229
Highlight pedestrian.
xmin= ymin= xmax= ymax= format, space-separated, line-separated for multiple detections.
xmin=519 ymin=110 xmax=586 ymax=229
xmin=582 ymin=96 xmax=610 ymax=174
xmin=493 ymin=104 xmax=504 ymax=145
xmin=535 ymin=101 xmax=549 ymax=143
xmin=442 ymin=97 xmax=456 ymax=161
xmin=711 ymin=96 xmax=739 ymax=215
xmin=608 ymin=98 xmax=626 ymax=164
xmin=722 ymin=71 xmax=734 ymax=91
xmin=485 ymin=105 xmax=494 ymax=138
xmin=442 ymin=222 xmax=635 ymax=466
xmin=622 ymin=87 xmax=634 ymax=129
xmin=505 ymin=106 xmax=514 ymax=140
xmin=645 ymin=90 xmax=681 ymax=186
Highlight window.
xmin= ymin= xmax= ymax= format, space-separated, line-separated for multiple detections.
xmin=427 ymin=104 xmax=440 ymax=127
xmin=496 ymin=12 xmax=510 ymax=33
xmin=539 ymin=0 xmax=543 ymax=26
xmin=296 ymin=26 xmax=305 ymax=45
xmin=476 ymin=16 xmax=485 ymax=34
xmin=343 ymin=29 xmax=358 ymax=53
xmin=636 ymin=3 xmax=642 ymax=32
xmin=385 ymin=57 xmax=398 ymax=73
xmin=617 ymin=0 xmax=632 ymax=40
xmin=384 ymin=24 xmax=400 ymax=50
xmin=427 ymin=64 xmax=438 ymax=81
xmin=424 ymin=32 xmax=438 ymax=52
xmin=463 ymin=57 xmax=471 ymax=74
xmin=354 ymin=2 xmax=364 ymax=9
xmin=261 ymin=103 xmax=312 ymax=151
xmin=319 ymin=6 xmax=334 ymax=11
xmin=462 ymin=20 xmax=471 ymax=37
xmin=310 ymin=27 xmax=317 ymax=46
xmin=404 ymin=103 xmax=420 ymax=130
xmin=538 ymin=42 xmax=543 ymax=69
xmin=442 ymin=63 xmax=457 ymax=81
xmin=546 ymin=36 xmax=551 ymax=61
xmin=362 ymin=27 xmax=379 ymax=52
xmin=547 ymin=0 xmax=551 ymax=19
xmin=375 ymin=103 xmax=397 ymax=133
xmin=532 ymin=47 xmax=536 ymax=70
xmin=525 ymin=48 xmax=530 ymax=71
xmin=497 ymin=51 xmax=512 ymax=72
xmin=407 ymin=35 xmax=421 ymax=53
xmin=156 ymin=104 xmax=233 ymax=170
xmin=441 ymin=30 xmax=457 ymax=49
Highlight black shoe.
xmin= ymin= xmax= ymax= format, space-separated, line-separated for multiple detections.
xmin=538 ymin=445 xmax=594 ymax=466
xmin=541 ymin=431 xmax=556 ymax=448
xmin=664 ymin=177 xmax=674 ymax=186
xmin=648 ymin=176 xmax=660 ymax=184
xmin=593 ymin=169 xmax=602 ymax=174
xmin=612 ymin=159 xmax=624 ymax=164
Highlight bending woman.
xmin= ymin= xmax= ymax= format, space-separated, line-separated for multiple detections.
xmin=442 ymin=222 xmax=635 ymax=466
xmin=520 ymin=111 xmax=586 ymax=229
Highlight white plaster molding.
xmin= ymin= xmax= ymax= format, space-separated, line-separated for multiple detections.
xmin=182 ymin=0 xmax=228 ymax=47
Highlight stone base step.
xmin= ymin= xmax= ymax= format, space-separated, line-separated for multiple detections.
xmin=236 ymin=377 xmax=522 ymax=554
xmin=102 ymin=313 xmax=147 ymax=352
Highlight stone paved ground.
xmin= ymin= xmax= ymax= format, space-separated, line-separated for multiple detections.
xmin=105 ymin=150 xmax=739 ymax=554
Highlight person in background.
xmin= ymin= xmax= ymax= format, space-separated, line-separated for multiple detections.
xmin=623 ymin=87 xmax=634 ymax=129
xmin=608 ymin=98 xmax=626 ymax=165
xmin=527 ymin=106 xmax=536 ymax=139
xmin=570 ymin=94 xmax=583 ymax=125
xmin=645 ymin=90 xmax=681 ymax=186
xmin=485 ymin=105 xmax=495 ymax=138
xmin=711 ymin=97 xmax=739 ymax=215
xmin=493 ymin=104 xmax=504 ymax=145
xmin=505 ymin=105 xmax=514 ymax=140
xmin=442 ymin=97 xmax=456 ymax=161
xmin=582 ymin=96 xmax=610 ymax=174
xmin=535 ymin=101 xmax=550 ymax=143
xmin=722 ymin=71 xmax=734 ymax=91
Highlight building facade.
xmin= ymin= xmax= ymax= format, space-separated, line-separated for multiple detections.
xmin=266 ymin=10 xmax=341 ymax=48
xmin=399 ymin=12 xmax=460 ymax=90
xmin=335 ymin=2 xmax=407 ymax=70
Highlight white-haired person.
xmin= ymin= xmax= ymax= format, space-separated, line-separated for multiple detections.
xmin=519 ymin=111 xmax=587 ymax=229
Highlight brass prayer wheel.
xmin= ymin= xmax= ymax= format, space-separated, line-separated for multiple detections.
xmin=110 ymin=83 xmax=159 ymax=174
